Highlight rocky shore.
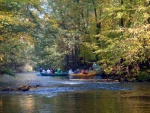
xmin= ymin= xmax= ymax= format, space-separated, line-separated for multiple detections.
xmin=1 ymin=85 xmax=41 ymax=92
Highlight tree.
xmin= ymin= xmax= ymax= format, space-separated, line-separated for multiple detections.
xmin=94 ymin=0 xmax=150 ymax=76
xmin=0 ymin=0 xmax=41 ymax=74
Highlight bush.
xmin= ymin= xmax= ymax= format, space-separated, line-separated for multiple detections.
xmin=137 ymin=72 xmax=149 ymax=82
xmin=0 ymin=68 xmax=15 ymax=76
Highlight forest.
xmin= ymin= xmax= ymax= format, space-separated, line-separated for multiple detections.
xmin=0 ymin=0 xmax=150 ymax=81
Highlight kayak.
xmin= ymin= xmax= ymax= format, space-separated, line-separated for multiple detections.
xmin=69 ymin=72 xmax=99 ymax=79
xmin=40 ymin=72 xmax=68 ymax=76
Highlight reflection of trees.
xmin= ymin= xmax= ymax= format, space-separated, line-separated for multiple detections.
xmin=0 ymin=99 xmax=2 ymax=111
xmin=50 ymin=89 xmax=150 ymax=113
xmin=0 ymin=95 xmax=35 ymax=113
xmin=50 ymin=91 xmax=121 ymax=113
xmin=119 ymin=88 xmax=150 ymax=113
xmin=19 ymin=96 xmax=35 ymax=112
xmin=0 ymin=86 xmax=150 ymax=113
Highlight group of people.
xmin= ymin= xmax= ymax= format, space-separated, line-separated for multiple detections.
xmin=68 ymin=68 xmax=90 ymax=74
xmin=68 ymin=63 xmax=99 ymax=74
xmin=39 ymin=68 xmax=62 ymax=74
xmin=39 ymin=63 xmax=100 ymax=75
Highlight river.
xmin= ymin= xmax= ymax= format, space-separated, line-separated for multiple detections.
xmin=0 ymin=72 xmax=150 ymax=113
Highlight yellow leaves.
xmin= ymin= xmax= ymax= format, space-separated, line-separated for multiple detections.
xmin=147 ymin=31 xmax=150 ymax=39
xmin=0 ymin=14 xmax=5 ymax=20
xmin=0 ymin=12 xmax=13 ymax=23
xmin=143 ymin=13 xmax=149 ymax=19
xmin=23 ymin=35 xmax=34 ymax=46
xmin=85 ymin=42 xmax=98 ymax=49
xmin=15 ymin=33 xmax=34 ymax=46
xmin=0 ymin=36 xmax=5 ymax=41
xmin=137 ymin=6 xmax=147 ymax=12
xmin=0 ymin=0 xmax=40 ymax=5
xmin=0 ymin=11 xmax=22 ymax=26
xmin=0 ymin=24 xmax=3 ymax=28
xmin=44 ymin=17 xmax=58 ymax=29
xmin=51 ymin=23 xmax=58 ymax=29
xmin=116 ymin=12 xmax=123 ymax=19
xmin=0 ymin=54 xmax=4 ymax=61
xmin=122 ymin=25 xmax=150 ymax=40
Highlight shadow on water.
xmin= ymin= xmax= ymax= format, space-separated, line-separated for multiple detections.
xmin=0 ymin=72 xmax=150 ymax=113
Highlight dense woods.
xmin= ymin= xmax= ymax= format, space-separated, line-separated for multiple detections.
xmin=0 ymin=0 xmax=150 ymax=81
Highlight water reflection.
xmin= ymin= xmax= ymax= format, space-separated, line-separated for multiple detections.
xmin=0 ymin=88 xmax=150 ymax=113
xmin=19 ymin=95 xmax=35 ymax=112
xmin=0 ymin=73 xmax=149 ymax=113
xmin=47 ymin=89 xmax=150 ymax=113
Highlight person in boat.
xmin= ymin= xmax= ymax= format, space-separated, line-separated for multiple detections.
xmin=92 ymin=62 xmax=96 ymax=67
xmin=42 ymin=69 xmax=46 ymax=73
xmin=68 ymin=68 xmax=74 ymax=74
xmin=89 ymin=66 xmax=93 ymax=71
xmin=81 ymin=68 xmax=88 ymax=74
xmin=39 ymin=68 xmax=42 ymax=73
xmin=57 ymin=68 xmax=61 ymax=74
xmin=74 ymin=69 xmax=80 ymax=74
xmin=51 ymin=68 xmax=55 ymax=74
xmin=47 ymin=69 xmax=50 ymax=73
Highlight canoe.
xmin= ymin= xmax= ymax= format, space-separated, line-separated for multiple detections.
xmin=37 ymin=73 xmax=42 ymax=76
xmin=69 ymin=73 xmax=97 ymax=76
xmin=40 ymin=72 xmax=68 ymax=76
xmin=69 ymin=70 xmax=100 ymax=76
xmin=69 ymin=72 xmax=99 ymax=79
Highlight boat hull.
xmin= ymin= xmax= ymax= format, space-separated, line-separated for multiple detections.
xmin=69 ymin=73 xmax=100 ymax=79
xmin=40 ymin=73 xmax=68 ymax=76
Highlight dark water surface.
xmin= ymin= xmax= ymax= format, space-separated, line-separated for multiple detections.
xmin=0 ymin=72 xmax=150 ymax=113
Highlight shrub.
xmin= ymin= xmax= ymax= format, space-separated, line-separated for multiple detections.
xmin=137 ymin=71 xmax=149 ymax=82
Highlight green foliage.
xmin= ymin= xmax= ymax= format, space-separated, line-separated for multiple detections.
xmin=0 ymin=67 xmax=15 ymax=76
xmin=34 ymin=0 xmax=150 ymax=74
xmin=138 ymin=71 xmax=150 ymax=82
xmin=92 ymin=0 xmax=150 ymax=75
xmin=0 ymin=0 xmax=41 ymax=74
xmin=0 ymin=0 xmax=150 ymax=78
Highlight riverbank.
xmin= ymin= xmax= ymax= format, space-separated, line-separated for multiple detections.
xmin=102 ymin=74 xmax=150 ymax=83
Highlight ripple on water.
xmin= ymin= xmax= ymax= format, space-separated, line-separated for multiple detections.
xmin=0 ymin=73 xmax=134 ymax=98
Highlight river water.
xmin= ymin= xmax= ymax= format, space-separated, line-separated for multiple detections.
xmin=0 ymin=72 xmax=150 ymax=113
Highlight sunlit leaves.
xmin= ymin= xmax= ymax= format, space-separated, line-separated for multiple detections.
xmin=0 ymin=0 xmax=41 ymax=74
xmin=0 ymin=0 xmax=149 ymax=75
xmin=89 ymin=0 xmax=150 ymax=74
